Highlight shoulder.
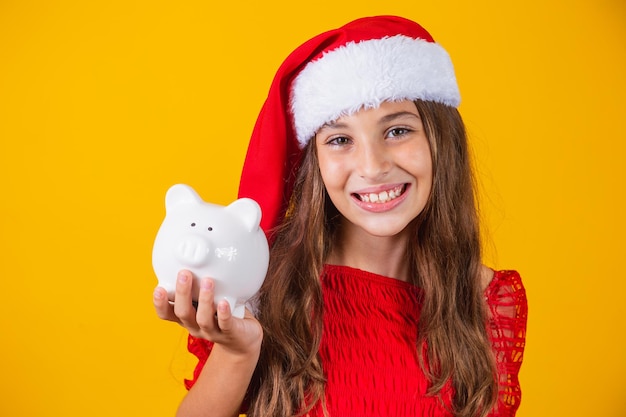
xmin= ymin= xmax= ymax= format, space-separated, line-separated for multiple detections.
xmin=482 ymin=267 xmax=528 ymax=324
xmin=483 ymin=268 xmax=526 ymax=302
xmin=480 ymin=265 xmax=495 ymax=292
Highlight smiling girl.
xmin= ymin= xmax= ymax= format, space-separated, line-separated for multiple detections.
xmin=154 ymin=15 xmax=527 ymax=417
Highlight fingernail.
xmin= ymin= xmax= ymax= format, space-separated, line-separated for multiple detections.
xmin=178 ymin=271 xmax=189 ymax=283
xmin=153 ymin=288 xmax=163 ymax=300
xmin=218 ymin=301 xmax=228 ymax=313
xmin=201 ymin=279 xmax=213 ymax=291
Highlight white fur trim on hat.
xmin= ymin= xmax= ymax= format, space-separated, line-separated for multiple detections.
xmin=290 ymin=35 xmax=460 ymax=147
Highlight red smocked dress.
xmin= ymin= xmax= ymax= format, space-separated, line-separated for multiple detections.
xmin=185 ymin=265 xmax=528 ymax=417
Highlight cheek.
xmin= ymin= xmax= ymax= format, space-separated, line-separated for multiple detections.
xmin=400 ymin=147 xmax=432 ymax=180
xmin=317 ymin=156 xmax=347 ymax=190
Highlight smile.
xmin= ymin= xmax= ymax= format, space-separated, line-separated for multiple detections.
xmin=353 ymin=184 xmax=407 ymax=204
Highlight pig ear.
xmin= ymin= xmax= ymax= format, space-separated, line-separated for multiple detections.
xmin=165 ymin=184 xmax=203 ymax=211
xmin=225 ymin=198 xmax=262 ymax=232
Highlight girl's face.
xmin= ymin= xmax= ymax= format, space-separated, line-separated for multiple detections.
xmin=315 ymin=100 xmax=433 ymax=239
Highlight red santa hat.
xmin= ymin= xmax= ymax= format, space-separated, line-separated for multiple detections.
xmin=238 ymin=15 xmax=460 ymax=238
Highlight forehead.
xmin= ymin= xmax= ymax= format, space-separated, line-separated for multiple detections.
xmin=319 ymin=100 xmax=420 ymax=129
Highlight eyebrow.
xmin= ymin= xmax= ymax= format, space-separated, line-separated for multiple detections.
xmin=319 ymin=111 xmax=421 ymax=131
xmin=378 ymin=111 xmax=421 ymax=125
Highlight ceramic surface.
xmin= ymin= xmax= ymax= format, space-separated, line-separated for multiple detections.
xmin=152 ymin=184 xmax=269 ymax=318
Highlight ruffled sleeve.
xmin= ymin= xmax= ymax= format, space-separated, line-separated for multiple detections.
xmin=183 ymin=334 xmax=214 ymax=390
xmin=484 ymin=270 xmax=528 ymax=417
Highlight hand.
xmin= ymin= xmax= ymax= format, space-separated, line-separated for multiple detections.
xmin=153 ymin=270 xmax=263 ymax=356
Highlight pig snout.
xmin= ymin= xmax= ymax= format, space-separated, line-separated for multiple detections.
xmin=175 ymin=235 xmax=212 ymax=267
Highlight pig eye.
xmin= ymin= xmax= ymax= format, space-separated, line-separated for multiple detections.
xmin=208 ymin=227 xmax=213 ymax=231
xmin=190 ymin=223 xmax=196 ymax=227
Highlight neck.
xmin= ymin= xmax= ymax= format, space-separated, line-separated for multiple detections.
xmin=327 ymin=220 xmax=411 ymax=281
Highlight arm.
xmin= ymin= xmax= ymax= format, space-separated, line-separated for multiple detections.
xmin=154 ymin=270 xmax=263 ymax=417
xmin=484 ymin=270 xmax=528 ymax=417
xmin=177 ymin=327 xmax=259 ymax=417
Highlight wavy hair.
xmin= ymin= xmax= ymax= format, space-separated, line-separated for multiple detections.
xmin=246 ymin=100 xmax=497 ymax=417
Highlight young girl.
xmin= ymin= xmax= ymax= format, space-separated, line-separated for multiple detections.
xmin=153 ymin=15 xmax=528 ymax=417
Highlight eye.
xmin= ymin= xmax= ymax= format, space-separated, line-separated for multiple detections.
xmin=387 ymin=127 xmax=411 ymax=138
xmin=326 ymin=136 xmax=351 ymax=146
xmin=190 ymin=222 xmax=196 ymax=227
xmin=207 ymin=227 xmax=213 ymax=231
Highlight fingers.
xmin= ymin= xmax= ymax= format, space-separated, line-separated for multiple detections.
xmin=153 ymin=286 xmax=179 ymax=322
xmin=173 ymin=270 xmax=201 ymax=331
xmin=215 ymin=299 xmax=234 ymax=332
xmin=153 ymin=272 xmax=218 ymax=336
xmin=154 ymin=271 xmax=254 ymax=346
xmin=154 ymin=272 xmax=263 ymax=358
xmin=195 ymin=278 xmax=219 ymax=332
xmin=194 ymin=280 xmax=244 ymax=340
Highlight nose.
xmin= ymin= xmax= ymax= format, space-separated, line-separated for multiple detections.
xmin=175 ymin=235 xmax=212 ymax=267
xmin=357 ymin=140 xmax=391 ymax=181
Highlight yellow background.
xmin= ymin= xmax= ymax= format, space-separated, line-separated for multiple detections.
xmin=1 ymin=0 xmax=624 ymax=416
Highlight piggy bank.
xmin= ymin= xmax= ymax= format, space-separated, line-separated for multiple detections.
xmin=152 ymin=184 xmax=269 ymax=318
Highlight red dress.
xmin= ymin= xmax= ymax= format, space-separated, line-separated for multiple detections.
xmin=185 ymin=265 xmax=528 ymax=417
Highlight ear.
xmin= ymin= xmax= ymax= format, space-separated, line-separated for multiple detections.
xmin=225 ymin=198 xmax=263 ymax=232
xmin=164 ymin=184 xmax=203 ymax=211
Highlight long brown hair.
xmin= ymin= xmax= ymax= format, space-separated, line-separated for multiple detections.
xmin=247 ymin=100 xmax=497 ymax=417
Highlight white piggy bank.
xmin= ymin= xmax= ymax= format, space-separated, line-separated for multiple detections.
xmin=152 ymin=184 xmax=269 ymax=318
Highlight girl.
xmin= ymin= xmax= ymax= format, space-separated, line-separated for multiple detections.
xmin=154 ymin=15 xmax=528 ymax=417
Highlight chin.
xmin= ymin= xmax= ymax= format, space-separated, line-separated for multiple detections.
xmin=356 ymin=220 xmax=413 ymax=239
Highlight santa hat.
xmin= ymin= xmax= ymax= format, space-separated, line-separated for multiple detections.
xmin=238 ymin=15 xmax=460 ymax=238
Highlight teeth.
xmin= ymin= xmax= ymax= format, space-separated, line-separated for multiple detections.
xmin=359 ymin=185 xmax=404 ymax=203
